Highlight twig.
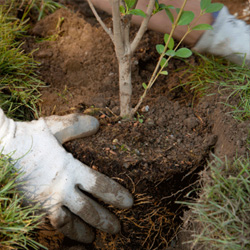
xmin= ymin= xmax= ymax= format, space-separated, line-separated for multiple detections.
xmin=131 ymin=0 xmax=188 ymax=116
xmin=86 ymin=0 xmax=114 ymax=43
xmin=105 ymin=106 xmax=118 ymax=117
xmin=131 ymin=0 xmax=155 ymax=54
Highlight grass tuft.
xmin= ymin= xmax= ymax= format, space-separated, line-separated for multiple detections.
xmin=0 ymin=3 xmax=51 ymax=249
xmin=180 ymin=53 xmax=250 ymax=121
xmin=33 ymin=0 xmax=64 ymax=21
xmin=0 ymin=5 xmax=44 ymax=120
xmin=3 ymin=0 xmax=64 ymax=21
xmin=183 ymin=156 xmax=250 ymax=250
xmin=0 ymin=153 xmax=47 ymax=250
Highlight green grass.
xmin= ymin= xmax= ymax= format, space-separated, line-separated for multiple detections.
xmin=0 ymin=3 xmax=57 ymax=249
xmin=0 ymin=0 xmax=64 ymax=120
xmin=33 ymin=0 xmax=64 ymax=21
xmin=0 ymin=5 xmax=44 ymax=120
xmin=176 ymin=54 xmax=250 ymax=249
xmin=0 ymin=153 xmax=47 ymax=250
xmin=3 ymin=0 xmax=64 ymax=21
xmin=182 ymin=156 xmax=250 ymax=250
xmin=180 ymin=53 xmax=250 ymax=121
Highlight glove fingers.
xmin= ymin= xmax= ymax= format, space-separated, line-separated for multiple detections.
xmin=65 ymin=188 xmax=121 ymax=234
xmin=49 ymin=206 xmax=95 ymax=243
xmin=73 ymin=159 xmax=133 ymax=209
xmin=44 ymin=114 xmax=99 ymax=144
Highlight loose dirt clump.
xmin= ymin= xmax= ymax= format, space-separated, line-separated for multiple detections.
xmin=20 ymin=1 xmax=250 ymax=249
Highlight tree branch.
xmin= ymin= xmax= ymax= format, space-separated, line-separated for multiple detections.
xmin=123 ymin=16 xmax=131 ymax=55
xmin=131 ymin=0 xmax=189 ymax=116
xmin=86 ymin=0 xmax=114 ymax=43
xmin=130 ymin=0 xmax=155 ymax=54
xmin=112 ymin=0 xmax=125 ymax=60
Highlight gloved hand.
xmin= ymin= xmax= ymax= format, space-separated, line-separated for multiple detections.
xmin=0 ymin=108 xmax=133 ymax=243
xmin=193 ymin=6 xmax=250 ymax=66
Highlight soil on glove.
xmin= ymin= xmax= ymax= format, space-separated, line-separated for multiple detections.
xmin=19 ymin=0 xmax=250 ymax=249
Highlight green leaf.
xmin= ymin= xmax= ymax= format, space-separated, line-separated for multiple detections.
xmin=164 ymin=34 xmax=174 ymax=50
xmin=156 ymin=44 xmax=165 ymax=54
xmin=205 ymin=3 xmax=224 ymax=13
xmin=142 ymin=82 xmax=147 ymax=89
xmin=166 ymin=50 xmax=176 ymax=57
xmin=192 ymin=23 xmax=213 ymax=31
xmin=160 ymin=57 xmax=168 ymax=68
xmin=165 ymin=5 xmax=175 ymax=10
xmin=177 ymin=11 xmax=195 ymax=25
xmin=175 ymin=48 xmax=192 ymax=58
xmin=119 ymin=5 xmax=126 ymax=14
xmin=153 ymin=3 xmax=173 ymax=14
xmin=128 ymin=9 xmax=147 ymax=17
xmin=160 ymin=71 xmax=168 ymax=75
xmin=200 ymin=0 xmax=211 ymax=11
xmin=165 ymin=8 xmax=174 ymax=23
xmin=125 ymin=0 xmax=137 ymax=10
xmin=154 ymin=0 xmax=159 ymax=10
xmin=159 ymin=4 xmax=175 ymax=10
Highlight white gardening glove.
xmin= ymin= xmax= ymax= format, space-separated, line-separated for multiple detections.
xmin=193 ymin=6 xmax=250 ymax=66
xmin=0 ymin=108 xmax=133 ymax=243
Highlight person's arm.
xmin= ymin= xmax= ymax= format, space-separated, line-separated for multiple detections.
xmin=89 ymin=0 xmax=250 ymax=66
xmin=90 ymin=0 xmax=213 ymax=46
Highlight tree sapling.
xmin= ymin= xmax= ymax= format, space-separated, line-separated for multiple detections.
xmin=87 ymin=0 xmax=223 ymax=118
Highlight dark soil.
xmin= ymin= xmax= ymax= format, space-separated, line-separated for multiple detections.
xmin=19 ymin=0 xmax=250 ymax=249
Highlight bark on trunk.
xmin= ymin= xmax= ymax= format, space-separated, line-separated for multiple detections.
xmin=86 ymin=0 xmax=155 ymax=118
xmin=119 ymin=55 xmax=132 ymax=117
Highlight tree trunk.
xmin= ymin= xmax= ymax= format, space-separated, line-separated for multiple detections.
xmin=119 ymin=55 xmax=132 ymax=117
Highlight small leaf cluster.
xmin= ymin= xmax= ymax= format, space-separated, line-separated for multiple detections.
xmin=155 ymin=0 xmax=223 ymax=76
xmin=193 ymin=0 xmax=224 ymax=30
xmin=156 ymin=34 xmax=192 ymax=76
xmin=154 ymin=0 xmax=223 ymax=28
xmin=153 ymin=0 xmax=175 ymax=22
xmin=120 ymin=0 xmax=146 ymax=17
xmin=200 ymin=0 xmax=224 ymax=14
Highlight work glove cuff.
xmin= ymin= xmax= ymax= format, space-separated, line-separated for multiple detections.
xmin=193 ymin=6 xmax=250 ymax=66
xmin=0 ymin=109 xmax=16 ymax=143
